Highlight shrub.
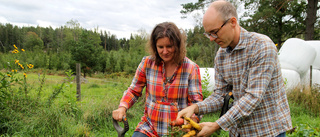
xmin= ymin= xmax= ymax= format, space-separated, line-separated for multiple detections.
xmin=201 ymin=68 xmax=213 ymax=99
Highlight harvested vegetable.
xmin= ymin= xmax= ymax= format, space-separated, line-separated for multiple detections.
xmin=184 ymin=116 xmax=202 ymax=131
xmin=182 ymin=130 xmax=196 ymax=137
xmin=181 ymin=124 xmax=192 ymax=129
xmin=170 ymin=118 xmax=184 ymax=126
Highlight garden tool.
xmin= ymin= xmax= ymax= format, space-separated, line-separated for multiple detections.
xmin=220 ymin=84 xmax=234 ymax=118
xmin=220 ymin=91 xmax=234 ymax=118
xmin=113 ymin=116 xmax=129 ymax=137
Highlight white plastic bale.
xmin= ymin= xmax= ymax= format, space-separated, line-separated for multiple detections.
xmin=305 ymin=40 xmax=320 ymax=70
xmin=301 ymin=69 xmax=320 ymax=87
xmin=314 ymin=69 xmax=320 ymax=85
xmin=199 ymin=68 xmax=215 ymax=92
xmin=199 ymin=68 xmax=303 ymax=92
xmin=281 ymin=69 xmax=301 ymax=91
xmin=278 ymin=38 xmax=316 ymax=75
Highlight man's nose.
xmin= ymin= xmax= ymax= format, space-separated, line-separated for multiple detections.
xmin=210 ymin=36 xmax=217 ymax=42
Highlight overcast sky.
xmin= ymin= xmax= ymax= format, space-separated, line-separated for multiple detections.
xmin=0 ymin=0 xmax=200 ymax=39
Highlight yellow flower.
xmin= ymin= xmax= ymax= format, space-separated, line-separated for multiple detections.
xmin=27 ymin=64 xmax=34 ymax=69
xmin=11 ymin=49 xmax=19 ymax=53
xmin=13 ymin=44 xmax=18 ymax=49
xmin=275 ymin=44 xmax=278 ymax=47
xmin=23 ymin=73 xmax=27 ymax=78
xmin=15 ymin=59 xmax=19 ymax=64
xmin=19 ymin=64 xmax=24 ymax=69
xmin=21 ymin=49 xmax=25 ymax=52
xmin=7 ymin=74 xmax=11 ymax=77
xmin=11 ymin=69 xmax=17 ymax=72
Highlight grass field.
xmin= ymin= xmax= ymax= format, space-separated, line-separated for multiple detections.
xmin=1 ymin=71 xmax=320 ymax=137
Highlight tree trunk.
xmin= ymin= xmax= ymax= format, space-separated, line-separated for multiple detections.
xmin=277 ymin=15 xmax=283 ymax=49
xmin=305 ymin=0 xmax=318 ymax=40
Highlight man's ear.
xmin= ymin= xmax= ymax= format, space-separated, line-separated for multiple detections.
xmin=230 ymin=17 xmax=237 ymax=26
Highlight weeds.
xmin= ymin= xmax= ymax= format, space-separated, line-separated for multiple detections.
xmin=287 ymin=84 xmax=320 ymax=136
xmin=287 ymin=84 xmax=320 ymax=117
xmin=0 ymin=45 xmax=34 ymax=134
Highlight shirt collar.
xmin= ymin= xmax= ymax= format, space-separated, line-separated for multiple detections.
xmin=234 ymin=27 xmax=247 ymax=50
xmin=224 ymin=27 xmax=247 ymax=53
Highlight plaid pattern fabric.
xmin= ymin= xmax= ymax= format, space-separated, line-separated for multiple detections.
xmin=197 ymin=28 xmax=292 ymax=137
xmin=119 ymin=56 xmax=203 ymax=136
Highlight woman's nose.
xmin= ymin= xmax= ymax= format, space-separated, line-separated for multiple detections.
xmin=163 ymin=47 xmax=168 ymax=53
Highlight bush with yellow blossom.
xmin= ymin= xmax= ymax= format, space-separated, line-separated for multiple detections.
xmin=0 ymin=44 xmax=34 ymax=101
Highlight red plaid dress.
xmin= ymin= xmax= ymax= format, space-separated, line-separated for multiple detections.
xmin=119 ymin=56 xmax=203 ymax=136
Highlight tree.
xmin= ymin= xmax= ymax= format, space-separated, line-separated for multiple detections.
xmin=0 ymin=24 xmax=7 ymax=52
xmin=241 ymin=0 xmax=309 ymax=48
xmin=53 ymin=26 xmax=64 ymax=52
xmin=70 ymin=30 xmax=103 ymax=77
xmin=100 ymin=30 xmax=109 ymax=50
xmin=42 ymin=27 xmax=54 ymax=51
xmin=65 ymin=19 xmax=82 ymax=41
xmin=129 ymin=33 xmax=147 ymax=55
xmin=305 ymin=0 xmax=319 ymax=40
xmin=24 ymin=31 xmax=44 ymax=51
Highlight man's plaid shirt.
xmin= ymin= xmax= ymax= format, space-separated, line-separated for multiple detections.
xmin=197 ymin=28 xmax=292 ymax=137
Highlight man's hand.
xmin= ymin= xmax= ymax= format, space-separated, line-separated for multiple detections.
xmin=112 ymin=107 xmax=126 ymax=122
xmin=176 ymin=104 xmax=199 ymax=120
xmin=196 ymin=122 xmax=220 ymax=137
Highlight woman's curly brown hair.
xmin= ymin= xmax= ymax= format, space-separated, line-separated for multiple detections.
xmin=147 ymin=22 xmax=187 ymax=65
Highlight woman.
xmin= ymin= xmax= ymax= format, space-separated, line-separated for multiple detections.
xmin=112 ymin=22 xmax=203 ymax=137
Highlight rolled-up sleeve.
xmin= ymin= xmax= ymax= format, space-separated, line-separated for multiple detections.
xmin=119 ymin=57 xmax=147 ymax=109
xmin=188 ymin=65 xmax=203 ymax=104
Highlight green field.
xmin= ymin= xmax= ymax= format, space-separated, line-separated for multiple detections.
xmin=1 ymin=71 xmax=319 ymax=137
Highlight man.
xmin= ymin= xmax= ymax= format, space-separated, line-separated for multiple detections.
xmin=177 ymin=1 xmax=292 ymax=137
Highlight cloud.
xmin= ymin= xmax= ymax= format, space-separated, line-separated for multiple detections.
xmin=0 ymin=16 xmax=8 ymax=23
xmin=0 ymin=0 xmax=198 ymax=39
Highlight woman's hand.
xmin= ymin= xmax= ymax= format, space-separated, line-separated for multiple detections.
xmin=112 ymin=107 xmax=127 ymax=121
xmin=176 ymin=104 xmax=198 ymax=121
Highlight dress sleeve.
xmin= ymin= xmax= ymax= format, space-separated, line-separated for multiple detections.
xmin=186 ymin=63 xmax=204 ymax=121
xmin=118 ymin=56 xmax=148 ymax=110
xmin=187 ymin=63 xmax=203 ymax=105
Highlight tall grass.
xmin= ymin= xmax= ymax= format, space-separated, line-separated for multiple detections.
xmin=0 ymin=71 xmax=133 ymax=136
xmin=286 ymin=85 xmax=320 ymax=136
xmin=287 ymin=85 xmax=320 ymax=117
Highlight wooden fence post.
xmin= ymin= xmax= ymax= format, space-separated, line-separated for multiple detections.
xmin=76 ymin=63 xmax=81 ymax=101
xmin=310 ymin=65 xmax=312 ymax=89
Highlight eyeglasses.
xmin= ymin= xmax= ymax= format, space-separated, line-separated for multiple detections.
xmin=203 ymin=18 xmax=230 ymax=39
